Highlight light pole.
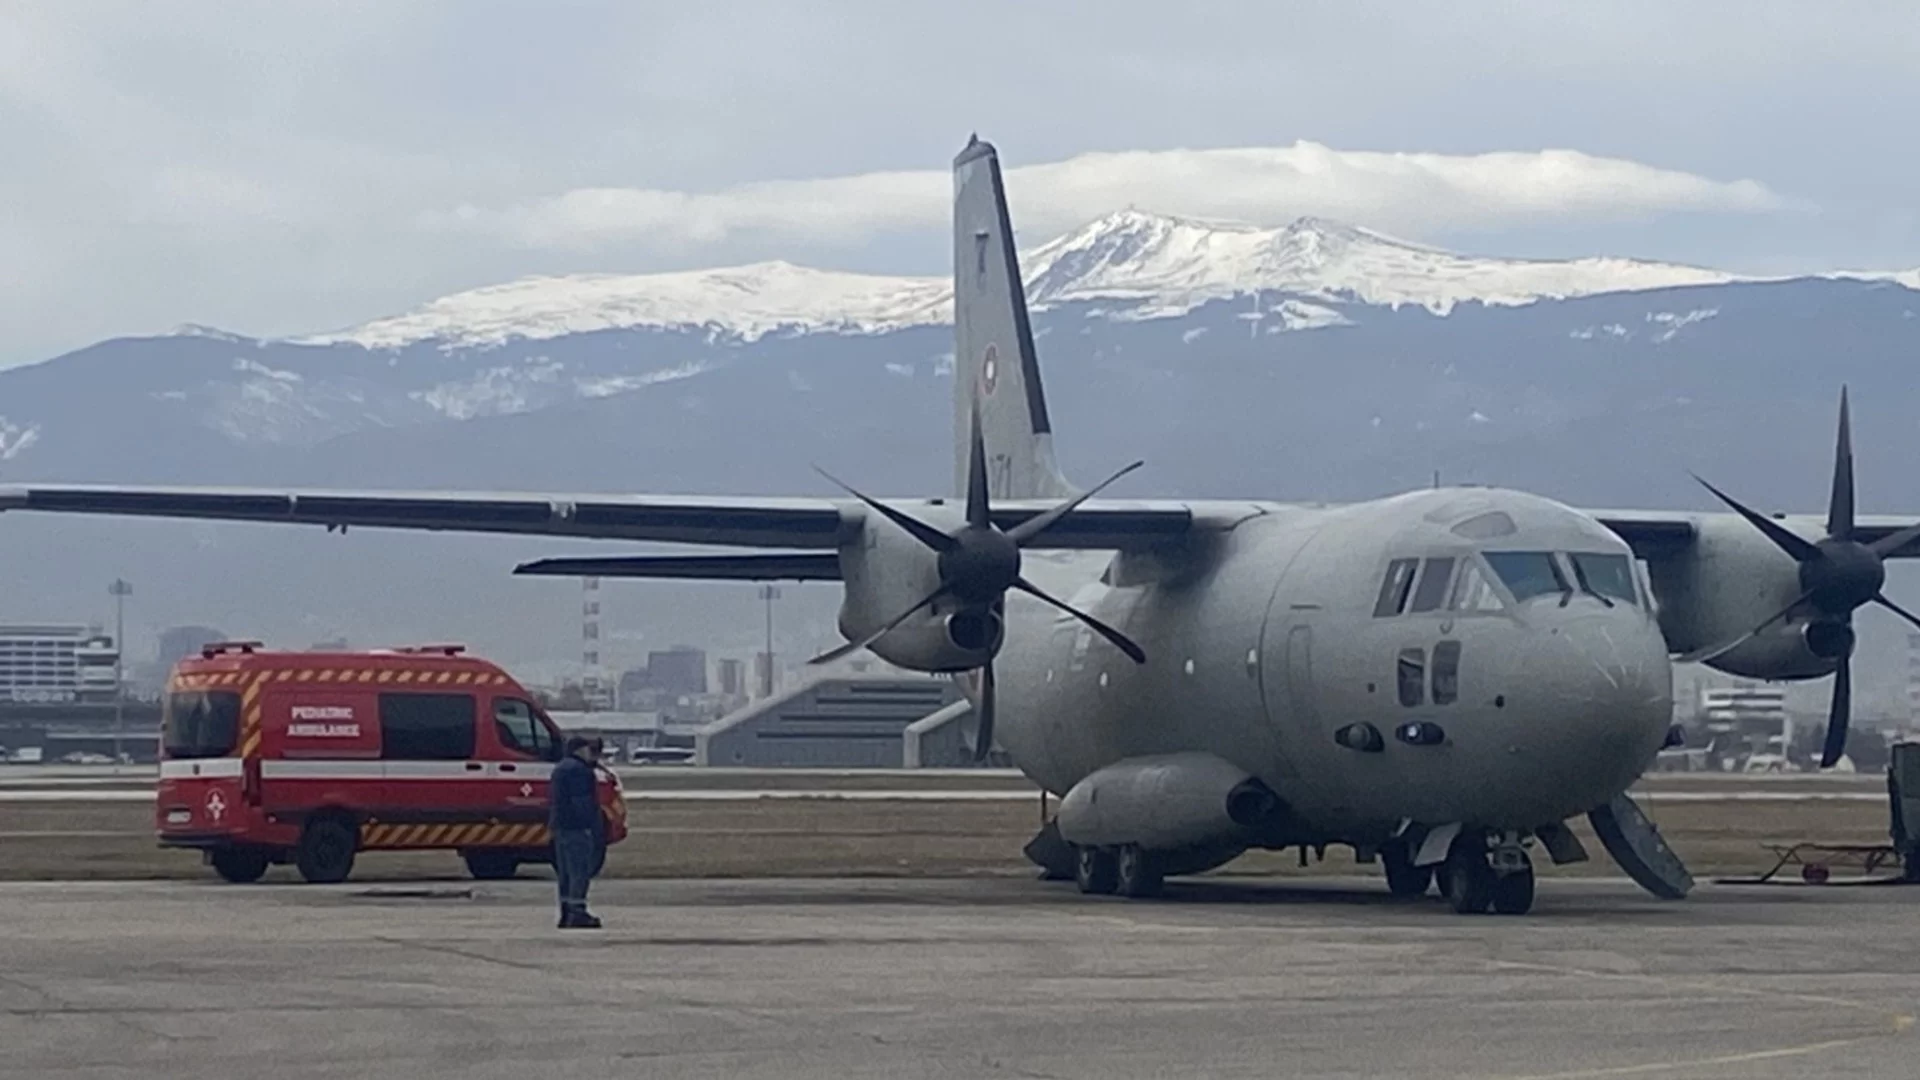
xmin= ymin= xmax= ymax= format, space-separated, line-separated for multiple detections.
xmin=108 ymin=579 xmax=133 ymax=764
xmin=758 ymin=585 xmax=781 ymax=698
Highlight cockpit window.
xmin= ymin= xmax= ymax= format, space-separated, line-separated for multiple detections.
xmin=1448 ymin=561 xmax=1506 ymax=612
xmin=1570 ymin=553 xmax=1638 ymax=607
xmin=1373 ymin=558 xmax=1418 ymax=617
xmin=1408 ymin=557 xmax=1456 ymax=613
xmin=1483 ymin=551 xmax=1567 ymax=603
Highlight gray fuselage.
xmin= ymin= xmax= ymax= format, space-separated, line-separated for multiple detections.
xmin=990 ymin=486 xmax=1674 ymax=841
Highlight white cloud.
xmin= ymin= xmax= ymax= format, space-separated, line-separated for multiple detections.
xmin=436 ymin=141 xmax=1791 ymax=253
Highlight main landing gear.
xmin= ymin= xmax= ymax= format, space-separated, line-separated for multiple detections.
xmin=1440 ymin=830 xmax=1535 ymax=915
xmin=1074 ymin=843 xmax=1163 ymax=898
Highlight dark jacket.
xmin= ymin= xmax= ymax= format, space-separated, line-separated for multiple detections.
xmin=549 ymin=755 xmax=603 ymax=834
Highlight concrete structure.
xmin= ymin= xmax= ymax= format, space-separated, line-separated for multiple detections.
xmin=0 ymin=624 xmax=118 ymax=705
xmin=697 ymin=675 xmax=966 ymax=767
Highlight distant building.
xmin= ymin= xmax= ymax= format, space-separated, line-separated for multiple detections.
xmin=647 ymin=646 xmax=708 ymax=695
xmin=716 ymin=658 xmax=746 ymax=698
xmin=0 ymin=624 xmax=118 ymax=705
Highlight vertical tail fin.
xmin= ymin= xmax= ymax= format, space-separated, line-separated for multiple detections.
xmin=952 ymin=136 xmax=1073 ymax=501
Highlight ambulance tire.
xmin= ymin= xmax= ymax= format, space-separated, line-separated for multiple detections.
xmin=463 ymin=851 xmax=521 ymax=880
xmin=295 ymin=816 xmax=358 ymax=884
xmin=210 ymin=847 xmax=270 ymax=884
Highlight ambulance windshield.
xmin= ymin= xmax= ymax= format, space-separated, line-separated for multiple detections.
xmin=163 ymin=690 xmax=240 ymax=759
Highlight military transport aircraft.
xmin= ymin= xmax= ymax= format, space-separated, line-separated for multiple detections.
xmin=7 ymin=135 xmax=1920 ymax=915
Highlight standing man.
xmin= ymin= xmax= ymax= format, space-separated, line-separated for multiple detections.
xmin=550 ymin=734 xmax=606 ymax=929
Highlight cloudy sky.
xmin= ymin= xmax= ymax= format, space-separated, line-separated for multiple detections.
xmin=3 ymin=1 xmax=1917 ymax=369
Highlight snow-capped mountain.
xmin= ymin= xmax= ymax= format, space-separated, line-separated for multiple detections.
xmin=6 ymin=209 xmax=1920 ymax=673
xmin=291 ymin=210 xmax=1778 ymax=351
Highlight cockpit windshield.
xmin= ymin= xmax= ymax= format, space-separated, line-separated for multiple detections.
xmin=1482 ymin=551 xmax=1566 ymax=603
xmin=1570 ymin=553 xmax=1638 ymax=607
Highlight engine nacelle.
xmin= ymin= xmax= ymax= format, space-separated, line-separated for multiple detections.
xmin=834 ymin=503 xmax=1001 ymax=672
xmin=1055 ymin=752 xmax=1284 ymax=853
xmin=1646 ymin=514 xmax=1837 ymax=681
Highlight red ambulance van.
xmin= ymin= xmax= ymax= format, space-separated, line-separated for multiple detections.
xmin=156 ymin=642 xmax=627 ymax=883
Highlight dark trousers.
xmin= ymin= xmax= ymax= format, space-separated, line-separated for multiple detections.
xmin=554 ymin=829 xmax=599 ymax=915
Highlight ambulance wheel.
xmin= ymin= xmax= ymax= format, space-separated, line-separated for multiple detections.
xmin=295 ymin=817 xmax=357 ymax=884
xmin=1074 ymin=845 xmax=1118 ymax=895
xmin=1382 ymin=842 xmax=1435 ymax=898
xmin=1114 ymin=844 xmax=1164 ymax=898
xmin=463 ymin=851 xmax=521 ymax=880
xmin=210 ymin=847 xmax=270 ymax=884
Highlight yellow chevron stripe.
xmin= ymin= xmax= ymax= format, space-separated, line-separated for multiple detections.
xmin=396 ymin=671 xmax=415 ymax=683
xmin=455 ymin=671 xmax=472 ymax=684
xmin=376 ymin=670 xmax=394 ymax=682
xmin=434 ymin=671 xmax=451 ymax=684
xmin=238 ymin=732 xmax=261 ymax=758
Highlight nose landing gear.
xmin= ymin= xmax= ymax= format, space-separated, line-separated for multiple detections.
xmin=1441 ymin=829 xmax=1535 ymax=915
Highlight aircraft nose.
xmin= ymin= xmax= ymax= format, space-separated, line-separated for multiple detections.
xmin=1503 ymin=611 xmax=1673 ymax=820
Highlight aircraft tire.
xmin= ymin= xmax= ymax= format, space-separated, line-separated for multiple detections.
xmin=1442 ymin=840 xmax=1494 ymax=915
xmin=1075 ymin=845 xmax=1119 ymax=895
xmin=1490 ymin=856 xmax=1536 ymax=916
xmin=1381 ymin=843 xmax=1434 ymax=898
xmin=1113 ymin=844 xmax=1164 ymax=899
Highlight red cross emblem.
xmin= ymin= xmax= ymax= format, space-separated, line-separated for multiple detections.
xmin=205 ymin=790 xmax=227 ymax=822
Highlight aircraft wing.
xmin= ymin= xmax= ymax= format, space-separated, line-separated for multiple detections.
xmin=1592 ymin=509 xmax=1920 ymax=560
xmin=0 ymin=483 xmax=1241 ymax=553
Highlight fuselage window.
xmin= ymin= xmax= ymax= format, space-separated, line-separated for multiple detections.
xmin=1409 ymin=557 xmax=1456 ymax=613
xmin=1397 ymin=647 xmax=1425 ymax=707
xmin=1373 ymin=558 xmax=1419 ymax=617
xmin=1484 ymin=551 xmax=1567 ymax=603
xmin=1448 ymin=562 xmax=1505 ymax=612
xmin=1432 ymin=640 xmax=1460 ymax=705
xmin=1570 ymin=552 xmax=1638 ymax=607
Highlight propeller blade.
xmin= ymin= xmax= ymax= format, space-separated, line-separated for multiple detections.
xmin=1868 ymin=520 xmax=1920 ymax=558
xmin=807 ymin=584 xmax=949 ymax=664
xmin=1674 ymin=588 xmax=1812 ymax=665
xmin=1829 ymin=386 xmax=1855 ymax=539
xmin=1691 ymin=473 xmax=1821 ymax=564
xmin=1820 ymin=654 xmax=1852 ymax=769
xmin=1013 ymin=577 xmax=1147 ymax=664
xmin=1005 ymin=460 xmax=1146 ymax=546
xmin=972 ymin=662 xmax=996 ymax=763
xmin=813 ymin=465 xmax=957 ymax=554
xmin=1874 ymin=593 xmax=1920 ymax=634
xmin=965 ymin=401 xmax=991 ymax=531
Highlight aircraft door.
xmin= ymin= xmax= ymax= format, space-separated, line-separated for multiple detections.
xmin=1284 ymin=625 xmax=1317 ymax=730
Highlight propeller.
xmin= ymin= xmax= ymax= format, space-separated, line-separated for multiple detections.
xmin=1686 ymin=387 xmax=1920 ymax=768
xmin=809 ymin=404 xmax=1148 ymax=760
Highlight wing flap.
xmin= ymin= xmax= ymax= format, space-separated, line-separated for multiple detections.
xmin=514 ymin=552 xmax=842 ymax=581
xmin=0 ymin=484 xmax=852 ymax=548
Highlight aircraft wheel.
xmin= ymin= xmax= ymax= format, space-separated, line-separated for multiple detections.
xmin=1381 ymin=843 xmax=1434 ymax=898
xmin=1113 ymin=844 xmax=1164 ymax=899
xmin=1490 ymin=854 xmax=1536 ymax=916
xmin=1075 ymin=845 xmax=1119 ymax=895
xmin=1441 ymin=836 xmax=1494 ymax=915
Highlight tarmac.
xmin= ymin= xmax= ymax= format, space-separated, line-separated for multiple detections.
xmin=2 ymin=875 xmax=1915 ymax=1079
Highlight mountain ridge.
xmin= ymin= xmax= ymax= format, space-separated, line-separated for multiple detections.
xmin=278 ymin=209 xmax=1896 ymax=351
